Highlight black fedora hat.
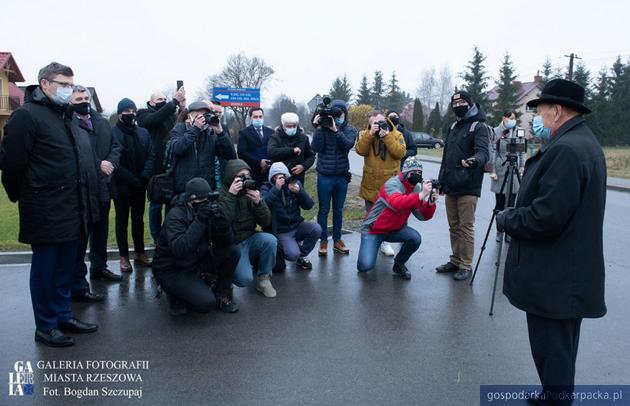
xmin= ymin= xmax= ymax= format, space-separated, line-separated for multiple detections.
xmin=527 ymin=79 xmax=591 ymax=114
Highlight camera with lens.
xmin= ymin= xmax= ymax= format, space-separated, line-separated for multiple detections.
xmin=316 ymin=95 xmax=343 ymax=128
xmin=203 ymin=111 xmax=221 ymax=126
xmin=375 ymin=120 xmax=391 ymax=134
xmin=430 ymin=179 xmax=441 ymax=191
xmin=238 ymin=175 xmax=258 ymax=194
xmin=207 ymin=190 xmax=220 ymax=213
xmin=506 ymin=129 xmax=527 ymax=155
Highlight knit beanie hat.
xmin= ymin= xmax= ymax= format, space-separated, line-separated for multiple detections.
xmin=401 ymin=157 xmax=423 ymax=174
xmin=117 ymin=98 xmax=137 ymax=114
xmin=268 ymin=162 xmax=291 ymax=183
xmin=185 ymin=177 xmax=212 ymax=201
xmin=451 ymin=90 xmax=473 ymax=106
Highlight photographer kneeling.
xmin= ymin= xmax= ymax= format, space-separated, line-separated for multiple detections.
xmin=152 ymin=177 xmax=239 ymax=315
xmin=357 ymin=157 xmax=437 ymax=279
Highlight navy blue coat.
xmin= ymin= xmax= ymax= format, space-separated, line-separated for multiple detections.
xmin=397 ymin=123 xmax=417 ymax=168
xmin=170 ymin=123 xmax=236 ymax=193
xmin=111 ymin=122 xmax=154 ymax=197
xmin=261 ymin=181 xmax=314 ymax=234
xmin=237 ymin=125 xmax=274 ymax=183
xmin=311 ymin=100 xmax=357 ymax=177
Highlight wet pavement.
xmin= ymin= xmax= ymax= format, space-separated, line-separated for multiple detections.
xmin=2 ymin=164 xmax=630 ymax=405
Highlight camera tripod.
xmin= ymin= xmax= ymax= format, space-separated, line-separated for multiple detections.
xmin=469 ymin=154 xmax=521 ymax=316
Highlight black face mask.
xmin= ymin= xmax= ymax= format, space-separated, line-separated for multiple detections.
xmin=72 ymin=102 xmax=91 ymax=115
xmin=154 ymin=101 xmax=166 ymax=110
xmin=406 ymin=172 xmax=423 ymax=185
xmin=389 ymin=116 xmax=400 ymax=126
xmin=453 ymin=105 xmax=469 ymax=118
xmin=120 ymin=113 xmax=136 ymax=126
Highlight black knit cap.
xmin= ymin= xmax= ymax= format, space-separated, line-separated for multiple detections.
xmin=451 ymin=90 xmax=473 ymax=106
xmin=185 ymin=177 xmax=212 ymax=201
xmin=117 ymin=98 xmax=136 ymax=114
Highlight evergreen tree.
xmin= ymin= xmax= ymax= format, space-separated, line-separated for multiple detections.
xmin=385 ymin=71 xmax=405 ymax=112
xmin=268 ymin=94 xmax=298 ymax=128
xmin=329 ymin=74 xmax=353 ymax=102
xmin=411 ymin=98 xmax=424 ymax=132
xmin=540 ymin=58 xmax=554 ymax=90
xmin=461 ymin=45 xmax=489 ymax=112
xmin=573 ymin=62 xmax=591 ymax=99
xmin=441 ymin=102 xmax=456 ymax=138
xmin=356 ymin=74 xmax=372 ymax=106
xmin=492 ymin=53 xmax=520 ymax=123
xmin=371 ymin=71 xmax=385 ymax=110
xmin=607 ymin=57 xmax=630 ymax=146
xmin=426 ymin=102 xmax=442 ymax=136
xmin=586 ymin=68 xmax=610 ymax=144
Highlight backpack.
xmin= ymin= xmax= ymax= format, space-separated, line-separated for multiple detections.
xmin=448 ymin=121 xmax=493 ymax=173
xmin=147 ymin=137 xmax=177 ymax=204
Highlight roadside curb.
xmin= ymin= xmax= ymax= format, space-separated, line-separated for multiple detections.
xmin=0 ymin=247 xmax=155 ymax=266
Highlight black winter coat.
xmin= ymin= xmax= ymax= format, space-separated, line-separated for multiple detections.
xmin=237 ymin=125 xmax=274 ymax=183
xmin=73 ymin=122 xmax=101 ymax=226
xmin=152 ymin=194 xmax=235 ymax=274
xmin=261 ymin=181 xmax=314 ymax=234
xmin=397 ymin=124 xmax=417 ymax=168
xmin=267 ymin=127 xmax=315 ymax=185
xmin=501 ymin=116 xmax=607 ymax=319
xmin=111 ymin=121 xmax=154 ymax=198
xmin=310 ymin=100 xmax=357 ymax=177
xmin=0 ymin=86 xmax=86 ymax=243
xmin=438 ymin=104 xmax=490 ymax=197
xmin=137 ymin=101 xmax=177 ymax=175
xmin=76 ymin=113 xmax=121 ymax=202
xmin=170 ymin=123 xmax=237 ymax=193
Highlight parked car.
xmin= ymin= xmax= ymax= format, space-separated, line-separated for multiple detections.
xmin=411 ymin=132 xmax=444 ymax=149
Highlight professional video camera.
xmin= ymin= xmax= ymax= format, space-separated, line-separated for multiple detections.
xmin=505 ymin=129 xmax=527 ymax=156
xmin=316 ymin=95 xmax=343 ymax=128
xmin=203 ymin=111 xmax=221 ymax=126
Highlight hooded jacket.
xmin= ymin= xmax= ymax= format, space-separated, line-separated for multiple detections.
xmin=355 ymin=117 xmax=406 ymax=203
xmin=310 ymin=100 xmax=358 ymax=176
xmin=0 ymin=86 xmax=87 ymax=243
xmin=219 ymin=159 xmax=272 ymax=243
xmin=437 ymin=104 xmax=490 ymax=197
xmin=261 ymin=180 xmax=314 ymax=234
xmin=170 ymin=122 xmax=237 ymax=193
xmin=362 ymin=173 xmax=436 ymax=234
xmin=137 ymin=100 xmax=178 ymax=175
xmin=267 ymin=126 xmax=315 ymax=185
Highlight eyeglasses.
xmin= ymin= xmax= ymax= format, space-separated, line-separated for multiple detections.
xmin=48 ymin=79 xmax=74 ymax=88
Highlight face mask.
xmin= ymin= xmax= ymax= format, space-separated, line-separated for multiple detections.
xmin=389 ymin=116 xmax=400 ymax=126
xmin=120 ymin=113 xmax=136 ymax=126
xmin=73 ymin=102 xmax=91 ymax=115
xmin=252 ymin=118 xmax=264 ymax=128
xmin=505 ymin=119 xmax=516 ymax=129
xmin=154 ymin=101 xmax=166 ymax=110
xmin=285 ymin=127 xmax=297 ymax=136
xmin=51 ymin=86 xmax=73 ymax=105
xmin=532 ymin=115 xmax=551 ymax=139
xmin=334 ymin=117 xmax=344 ymax=126
xmin=452 ymin=105 xmax=469 ymax=118
xmin=406 ymin=172 xmax=423 ymax=185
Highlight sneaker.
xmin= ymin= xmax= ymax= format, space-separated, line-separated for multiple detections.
xmin=496 ymin=231 xmax=504 ymax=243
xmin=380 ymin=242 xmax=395 ymax=257
xmin=333 ymin=240 xmax=350 ymax=255
xmin=215 ymin=293 xmax=239 ymax=313
xmin=296 ymin=257 xmax=313 ymax=270
xmin=255 ymin=275 xmax=277 ymax=298
xmin=119 ymin=256 xmax=132 ymax=273
xmin=318 ymin=241 xmax=328 ymax=257
xmin=435 ymin=262 xmax=458 ymax=273
xmin=392 ymin=262 xmax=411 ymax=280
xmin=453 ymin=268 xmax=472 ymax=281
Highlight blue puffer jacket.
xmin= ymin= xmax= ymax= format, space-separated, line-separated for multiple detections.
xmin=311 ymin=100 xmax=357 ymax=176
xmin=261 ymin=181 xmax=314 ymax=234
xmin=169 ymin=122 xmax=236 ymax=193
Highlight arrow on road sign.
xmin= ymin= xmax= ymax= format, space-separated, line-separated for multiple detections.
xmin=215 ymin=94 xmax=229 ymax=100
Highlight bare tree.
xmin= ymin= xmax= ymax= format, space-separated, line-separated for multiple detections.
xmin=203 ymin=53 xmax=275 ymax=129
xmin=438 ymin=66 xmax=453 ymax=114
xmin=416 ymin=67 xmax=437 ymax=110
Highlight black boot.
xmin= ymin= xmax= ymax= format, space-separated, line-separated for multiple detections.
xmin=167 ymin=294 xmax=187 ymax=316
xmin=91 ymin=268 xmax=123 ymax=282
xmin=393 ymin=262 xmax=411 ymax=280
xmin=215 ymin=288 xmax=238 ymax=313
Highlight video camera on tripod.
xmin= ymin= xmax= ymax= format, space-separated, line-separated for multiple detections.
xmin=505 ymin=129 xmax=527 ymax=156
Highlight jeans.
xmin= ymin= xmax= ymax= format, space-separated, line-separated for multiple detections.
xmin=233 ymin=232 xmax=277 ymax=287
xmin=357 ymin=226 xmax=421 ymax=272
xmin=149 ymin=201 xmax=163 ymax=243
xmin=317 ymin=174 xmax=348 ymax=242
xmin=277 ymin=221 xmax=322 ymax=261
xmin=114 ymin=191 xmax=146 ymax=256
xmin=30 ymin=240 xmax=79 ymax=331
xmin=89 ymin=201 xmax=110 ymax=272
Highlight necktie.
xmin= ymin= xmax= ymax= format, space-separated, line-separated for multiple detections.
xmin=258 ymin=128 xmax=264 ymax=140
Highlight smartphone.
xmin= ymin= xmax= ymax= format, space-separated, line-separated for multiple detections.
xmin=176 ymin=80 xmax=184 ymax=90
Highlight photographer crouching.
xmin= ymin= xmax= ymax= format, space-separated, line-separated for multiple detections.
xmin=152 ymin=178 xmax=239 ymax=315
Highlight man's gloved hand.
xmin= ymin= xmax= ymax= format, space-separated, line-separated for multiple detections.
xmin=496 ymin=208 xmax=512 ymax=233
xmin=196 ymin=202 xmax=212 ymax=221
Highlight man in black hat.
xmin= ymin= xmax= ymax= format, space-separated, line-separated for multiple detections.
xmin=496 ymin=79 xmax=606 ymax=404
xmin=436 ymin=90 xmax=490 ymax=281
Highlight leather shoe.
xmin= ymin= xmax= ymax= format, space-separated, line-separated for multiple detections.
xmin=72 ymin=291 xmax=105 ymax=302
xmin=120 ymin=256 xmax=132 ymax=272
xmin=59 ymin=318 xmax=98 ymax=334
xmin=91 ymin=268 xmax=123 ymax=282
xmin=35 ymin=329 xmax=74 ymax=347
xmin=134 ymin=252 xmax=152 ymax=267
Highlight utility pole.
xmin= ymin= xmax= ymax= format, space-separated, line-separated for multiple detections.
xmin=564 ymin=53 xmax=582 ymax=81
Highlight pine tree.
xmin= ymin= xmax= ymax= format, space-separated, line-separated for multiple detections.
xmin=573 ymin=62 xmax=591 ymax=99
xmin=607 ymin=57 xmax=630 ymax=146
xmin=385 ymin=71 xmax=405 ymax=112
xmin=492 ymin=53 xmax=520 ymax=123
xmin=461 ymin=45 xmax=489 ymax=112
xmin=329 ymin=74 xmax=353 ymax=102
xmin=540 ymin=58 xmax=554 ymax=90
xmin=371 ymin=71 xmax=385 ymax=110
xmin=356 ymin=74 xmax=372 ymax=106
xmin=426 ymin=102 xmax=442 ymax=136
xmin=586 ymin=68 xmax=610 ymax=144
xmin=441 ymin=102 xmax=456 ymax=137
xmin=411 ymin=98 xmax=424 ymax=132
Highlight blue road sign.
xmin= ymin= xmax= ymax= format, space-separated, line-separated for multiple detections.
xmin=212 ymin=87 xmax=261 ymax=107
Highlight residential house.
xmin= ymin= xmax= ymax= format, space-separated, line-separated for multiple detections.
xmin=0 ymin=52 xmax=25 ymax=139
xmin=487 ymin=74 xmax=542 ymax=137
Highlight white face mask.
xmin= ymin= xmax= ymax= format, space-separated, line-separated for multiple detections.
xmin=285 ymin=127 xmax=297 ymax=136
xmin=51 ymin=86 xmax=73 ymax=105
